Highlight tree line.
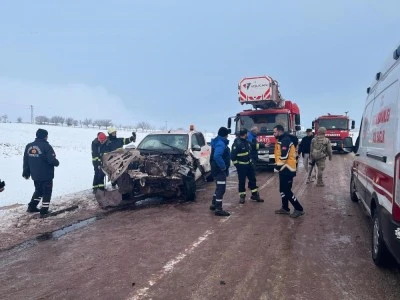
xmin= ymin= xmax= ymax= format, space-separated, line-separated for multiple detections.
xmin=0 ymin=114 xmax=155 ymax=131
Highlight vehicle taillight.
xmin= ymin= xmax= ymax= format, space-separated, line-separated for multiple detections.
xmin=393 ymin=154 xmax=400 ymax=222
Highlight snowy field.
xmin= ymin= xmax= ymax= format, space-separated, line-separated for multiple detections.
xmin=0 ymin=123 xmax=217 ymax=208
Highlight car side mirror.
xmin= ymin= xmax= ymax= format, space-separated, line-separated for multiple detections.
xmin=192 ymin=145 xmax=201 ymax=151
xmin=351 ymin=120 xmax=355 ymax=129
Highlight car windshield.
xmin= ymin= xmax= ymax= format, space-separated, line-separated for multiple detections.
xmin=237 ymin=113 xmax=288 ymax=135
xmin=318 ymin=119 xmax=348 ymax=130
xmin=138 ymin=134 xmax=189 ymax=151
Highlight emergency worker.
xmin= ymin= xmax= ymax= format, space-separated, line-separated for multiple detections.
xmin=23 ymin=129 xmax=59 ymax=217
xmin=231 ymin=128 xmax=264 ymax=204
xmin=104 ymin=127 xmax=136 ymax=152
xmin=247 ymin=126 xmax=266 ymax=165
xmin=298 ymin=128 xmax=316 ymax=182
xmin=310 ymin=127 xmax=332 ymax=187
xmin=209 ymin=127 xmax=231 ymax=217
xmin=273 ymin=125 xmax=305 ymax=218
xmin=0 ymin=179 xmax=4 ymax=192
xmin=91 ymin=132 xmax=107 ymax=193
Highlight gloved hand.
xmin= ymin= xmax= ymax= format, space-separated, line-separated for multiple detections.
xmin=22 ymin=172 xmax=30 ymax=180
xmin=130 ymin=132 xmax=136 ymax=142
xmin=0 ymin=179 xmax=5 ymax=192
xmin=274 ymin=164 xmax=281 ymax=171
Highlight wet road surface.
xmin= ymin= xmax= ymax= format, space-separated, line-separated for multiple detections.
xmin=0 ymin=154 xmax=399 ymax=300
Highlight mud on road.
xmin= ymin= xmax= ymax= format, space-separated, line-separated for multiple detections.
xmin=0 ymin=154 xmax=400 ymax=300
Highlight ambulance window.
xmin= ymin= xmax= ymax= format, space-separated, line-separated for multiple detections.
xmin=196 ymin=133 xmax=206 ymax=146
xmin=192 ymin=134 xmax=205 ymax=147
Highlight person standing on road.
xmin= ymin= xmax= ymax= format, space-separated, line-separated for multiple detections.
xmin=209 ymin=127 xmax=231 ymax=217
xmin=23 ymin=129 xmax=60 ymax=217
xmin=310 ymin=127 xmax=332 ymax=187
xmin=298 ymin=128 xmax=317 ymax=183
xmin=231 ymin=128 xmax=264 ymax=204
xmin=247 ymin=126 xmax=266 ymax=167
xmin=273 ymin=125 xmax=305 ymax=218
xmin=104 ymin=127 xmax=136 ymax=152
xmin=91 ymin=132 xmax=108 ymax=193
xmin=103 ymin=127 xmax=136 ymax=188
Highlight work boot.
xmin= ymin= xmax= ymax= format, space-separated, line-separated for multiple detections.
xmin=209 ymin=195 xmax=216 ymax=211
xmin=316 ymin=181 xmax=325 ymax=187
xmin=40 ymin=207 xmax=50 ymax=218
xmin=239 ymin=194 xmax=246 ymax=204
xmin=251 ymin=192 xmax=264 ymax=202
xmin=290 ymin=210 xmax=305 ymax=218
xmin=214 ymin=201 xmax=230 ymax=217
xmin=274 ymin=208 xmax=290 ymax=215
xmin=27 ymin=206 xmax=40 ymax=213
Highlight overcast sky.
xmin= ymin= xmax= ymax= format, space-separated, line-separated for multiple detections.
xmin=0 ymin=0 xmax=399 ymax=132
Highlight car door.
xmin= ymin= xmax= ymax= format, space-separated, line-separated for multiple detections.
xmin=191 ymin=133 xmax=211 ymax=173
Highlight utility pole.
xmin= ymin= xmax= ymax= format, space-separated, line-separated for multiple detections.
xmin=30 ymin=105 xmax=34 ymax=124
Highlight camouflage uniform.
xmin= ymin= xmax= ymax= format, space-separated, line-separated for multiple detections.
xmin=310 ymin=128 xmax=332 ymax=186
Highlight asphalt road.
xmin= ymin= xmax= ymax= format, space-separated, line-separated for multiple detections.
xmin=0 ymin=154 xmax=399 ymax=300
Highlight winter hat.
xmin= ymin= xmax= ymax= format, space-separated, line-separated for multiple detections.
xmin=107 ymin=127 xmax=117 ymax=135
xmin=317 ymin=127 xmax=327 ymax=135
xmin=36 ymin=128 xmax=48 ymax=139
xmin=239 ymin=128 xmax=248 ymax=136
xmin=98 ymin=132 xmax=107 ymax=142
xmin=217 ymin=127 xmax=231 ymax=137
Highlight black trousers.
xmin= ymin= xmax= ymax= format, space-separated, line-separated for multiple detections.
xmin=279 ymin=172 xmax=303 ymax=211
xmin=214 ymin=171 xmax=227 ymax=205
xmin=236 ymin=164 xmax=257 ymax=195
xmin=29 ymin=180 xmax=53 ymax=210
xmin=92 ymin=164 xmax=105 ymax=189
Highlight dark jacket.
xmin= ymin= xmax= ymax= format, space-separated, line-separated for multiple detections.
xmin=298 ymin=135 xmax=313 ymax=156
xmin=231 ymin=137 xmax=251 ymax=166
xmin=23 ymin=138 xmax=59 ymax=181
xmin=210 ymin=136 xmax=230 ymax=176
xmin=104 ymin=136 xmax=133 ymax=152
xmin=91 ymin=138 xmax=106 ymax=167
xmin=247 ymin=131 xmax=265 ymax=161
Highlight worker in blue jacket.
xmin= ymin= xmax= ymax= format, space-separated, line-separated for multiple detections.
xmin=209 ymin=127 xmax=231 ymax=217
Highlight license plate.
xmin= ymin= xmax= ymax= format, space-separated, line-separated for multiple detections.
xmin=331 ymin=143 xmax=337 ymax=146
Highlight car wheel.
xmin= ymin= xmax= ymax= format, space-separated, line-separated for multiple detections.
xmin=183 ymin=177 xmax=196 ymax=201
xmin=350 ymin=176 xmax=358 ymax=202
xmin=372 ymin=207 xmax=390 ymax=267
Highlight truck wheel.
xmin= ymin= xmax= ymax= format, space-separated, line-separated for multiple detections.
xmin=350 ymin=176 xmax=358 ymax=202
xmin=183 ymin=177 xmax=196 ymax=201
xmin=372 ymin=207 xmax=391 ymax=267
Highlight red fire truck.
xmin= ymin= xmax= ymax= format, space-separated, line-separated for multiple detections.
xmin=312 ymin=114 xmax=355 ymax=152
xmin=227 ymin=76 xmax=301 ymax=169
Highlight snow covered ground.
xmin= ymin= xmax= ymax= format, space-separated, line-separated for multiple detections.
xmin=0 ymin=123 xmax=217 ymax=208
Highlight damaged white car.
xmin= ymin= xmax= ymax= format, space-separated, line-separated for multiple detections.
xmin=95 ymin=128 xmax=212 ymax=208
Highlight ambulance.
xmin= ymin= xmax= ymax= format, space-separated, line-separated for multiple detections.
xmin=350 ymin=42 xmax=400 ymax=266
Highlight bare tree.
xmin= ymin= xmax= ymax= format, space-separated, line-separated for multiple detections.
xmin=35 ymin=115 xmax=49 ymax=124
xmin=1 ymin=114 xmax=8 ymax=123
xmin=65 ymin=117 xmax=74 ymax=127
xmin=102 ymin=119 xmax=113 ymax=128
xmin=17 ymin=117 xmax=23 ymax=123
xmin=50 ymin=115 xmax=64 ymax=125
xmin=82 ymin=118 xmax=92 ymax=127
xmin=135 ymin=121 xmax=152 ymax=131
xmin=93 ymin=120 xmax=101 ymax=129
xmin=73 ymin=120 xmax=79 ymax=127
